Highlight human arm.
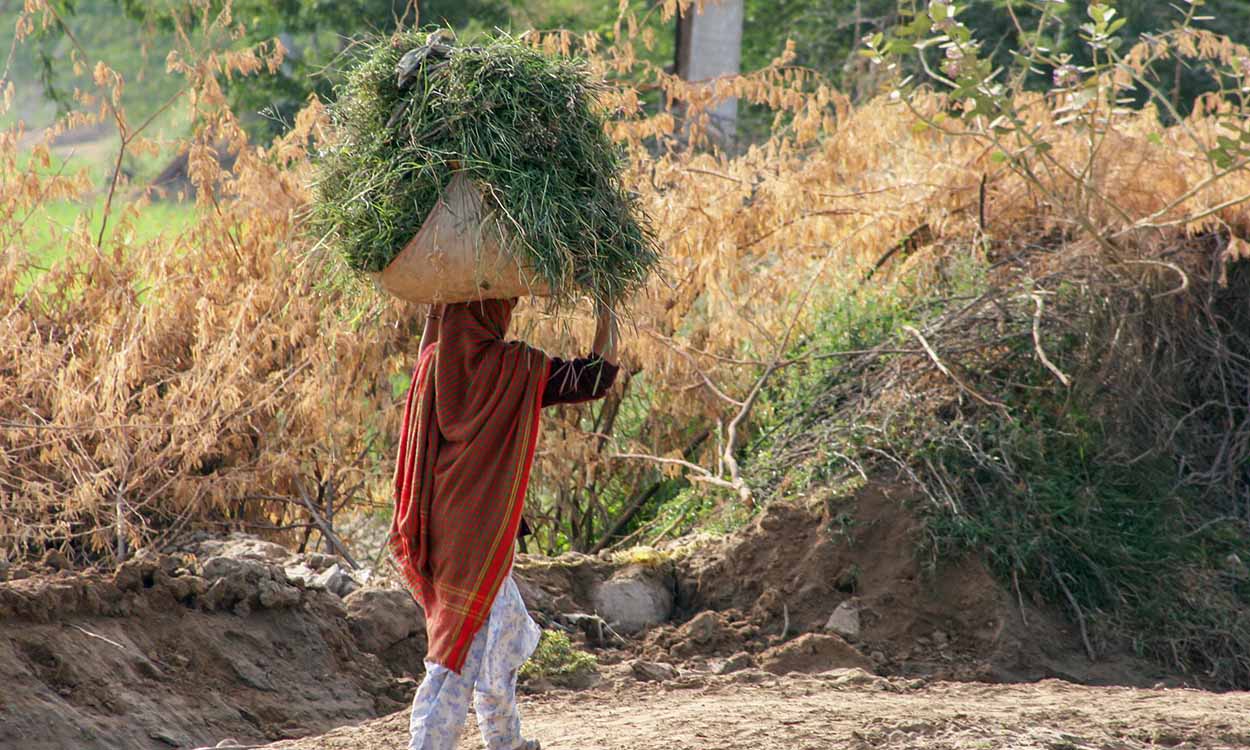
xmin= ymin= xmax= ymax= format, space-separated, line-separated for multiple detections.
xmin=542 ymin=301 xmax=623 ymax=407
xmin=417 ymin=303 xmax=444 ymax=355
xmin=591 ymin=299 xmax=619 ymax=365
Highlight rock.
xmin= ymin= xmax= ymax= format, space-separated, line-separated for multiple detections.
xmin=256 ymin=578 xmax=301 ymax=609
xmin=932 ymin=630 xmax=949 ymax=648
xmin=344 ymin=588 xmax=424 ymax=654
xmin=824 ymin=599 xmax=861 ymax=640
xmin=283 ymin=563 xmax=318 ymax=587
xmin=631 ymin=660 xmax=679 ymax=682
xmin=42 ymin=549 xmax=71 ymax=571
xmin=229 ymin=657 xmax=277 ymax=692
xmin=513 ymin=575 xmax=557 ymax=614
xmin=821 ymin=667 xmax=887 ymax=689
xmin=166 ymin=575 xmax=207 ymax=604
xmin=148 ymin=727 xmax=188 ymax=747
xmin=311 ymin=564 xmax=359 ymax=598
xmin=591 ymin=566 xmax=673 ymax=634
xmin=202 ymin=556 xmax=270 ymax=583
xmin=193 ymin=534 xmax=291 ymax=563
xmin=680 ymin=611 xmax=723 ymax=643
xmin=710 ymin=651 xmax=755 ymax=675
xmin=759 ymin=633 xmax=873 ymax=675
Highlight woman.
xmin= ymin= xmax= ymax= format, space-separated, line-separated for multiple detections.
xmin=390 ymin=297 xmax=620 ymax=750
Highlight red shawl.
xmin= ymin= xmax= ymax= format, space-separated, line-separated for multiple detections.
xmin=389 ymin=299 xmax=551 ymax=672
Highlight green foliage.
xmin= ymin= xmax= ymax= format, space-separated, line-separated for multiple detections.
xmin=922 ymin=397 xmax=1250 ymax=680
xmin=310 ymin=29 xmax=659 ymax=302
xmin=746 ymin=257 xmax=1250 ymax=687
xmin=749 ymin=283 xmax=917 ymax=500
xmin=518 ymin=629 xmax=597 ymax=682
xmin=12 ymin=0 xmax=515 ymax=138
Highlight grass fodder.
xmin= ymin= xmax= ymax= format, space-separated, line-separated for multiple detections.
xmin=312 ymin=29 xmax=659 ymax=303
xmin=749 ymin=233 xmax=1250 ymax=689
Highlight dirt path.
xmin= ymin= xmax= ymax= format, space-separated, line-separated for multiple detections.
xmin=266 ymin=670 xmax=1250 ymax=750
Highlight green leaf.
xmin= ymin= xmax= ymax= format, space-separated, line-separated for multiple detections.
xmin=991 ymin=150 xmax=1009 ymax=164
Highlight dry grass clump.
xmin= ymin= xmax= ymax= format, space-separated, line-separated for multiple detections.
xmin=312 ymin=29 xmax=658 ymax=302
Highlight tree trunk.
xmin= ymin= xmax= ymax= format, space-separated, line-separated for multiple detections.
xmin=675 ymin=0 xmax=745 ymax=148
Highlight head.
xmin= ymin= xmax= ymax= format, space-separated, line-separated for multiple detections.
xmin=453 ymin=298 xmax=518 ymax=340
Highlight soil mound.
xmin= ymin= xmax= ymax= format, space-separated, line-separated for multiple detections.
xmin=0 ymin=546 xmax=415 ymax=750
xmin=669 ymin=482 xmax=1166 ymax=686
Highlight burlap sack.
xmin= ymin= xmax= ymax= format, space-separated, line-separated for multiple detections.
xmin=374 ymin=173 xmax=549 ymax=304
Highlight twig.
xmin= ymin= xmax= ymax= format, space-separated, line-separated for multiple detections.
xmin=781 ymin=603 xmax=790 ymax=639
xmin=904 ymin=325 xmax=1009 ymax=412
xmin=1029 ymin=293 xmax=1071 ymax=387
xmin=1124 ymin=259 xmax=1189 ymax=299
xmin=70 ymin=624 xmax=130 ymax=653
xmin=1012 ymin=568 xmax=1029 ymax=627
xmin=296 ymin=485 xmax=360 ymax=569
xmin=1051 ymin=563 xmax=1096 ymax=662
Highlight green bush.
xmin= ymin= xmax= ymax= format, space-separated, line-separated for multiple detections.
xmin=519 ymin=630 xmax=598 ymax=684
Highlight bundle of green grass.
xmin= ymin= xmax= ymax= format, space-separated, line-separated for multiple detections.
xmin=312 ymin=29 xmax=658 ymax=304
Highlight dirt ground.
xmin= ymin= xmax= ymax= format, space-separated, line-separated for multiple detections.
xmin=5 ymin=487 xmax=1247 ymax=749
xmin=268 ymin=667 xmax=1250 ymax=750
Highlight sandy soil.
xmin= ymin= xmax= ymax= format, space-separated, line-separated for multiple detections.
xmin=267 ymin=669 xmax=1250 ymax=750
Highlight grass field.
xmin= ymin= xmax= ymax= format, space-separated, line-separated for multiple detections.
xmin=19 ymin=198 xmax=196 ymax=293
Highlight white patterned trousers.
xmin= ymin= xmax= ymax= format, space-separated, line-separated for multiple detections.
xmin=408 ymin=574 xmax=541 ymax=750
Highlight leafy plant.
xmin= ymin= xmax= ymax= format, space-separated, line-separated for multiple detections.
xmin=518 ymin=629 xmax=598 ymax=684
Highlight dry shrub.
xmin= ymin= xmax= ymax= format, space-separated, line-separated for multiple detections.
xmin=2 ymin=0 xmax=1249 ymax=581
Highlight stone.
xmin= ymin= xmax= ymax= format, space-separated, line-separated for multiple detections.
xmin=256 ymin=578 xmax=301 ymax=609
xmin=42 ymin=549 xmax=71 ymax=571
xmin=344 ymin=588 xmax=424 ymax=654
xmin=166 ymin=575 xmax=207 ymax=604
xmin=823 ymin=599 xmax=861 ymax=640
xmin=631 ymin=660 xmax=679 ymax=682
xmin=193 ymin=534 xmax=291 ymax=563
xmin=680 ymin=611 xmax=723 ymax=643
xmin=283 ymin=563 xmax=318 ymax=587
xmin=148 ymin=727 xmax=187 ymax=747
xmin=202 ymin=556 xmax=268 ymax=583
xmin=710 ymin=651 xmax=755 ymax=675
xmin=821 ymin=667 xmax=888 ymax=689
xmin=311 ymin=564 xmax=360 ymax=598
xmin=759 ymin=633 xmax=873 ymax=675
xmin=229 ymin=657 xmax=276 ymax=692
xmin=513 ymin=575 xmax=557 ymax=614
xmin=590 ymin=566 xmax=673 ymax=634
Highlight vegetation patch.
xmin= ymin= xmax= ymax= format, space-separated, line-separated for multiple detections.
xmin=519 ymin=629 xmax=598 ymax=686
xmin=749 ymin=245 xmax=1250 ymax=689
